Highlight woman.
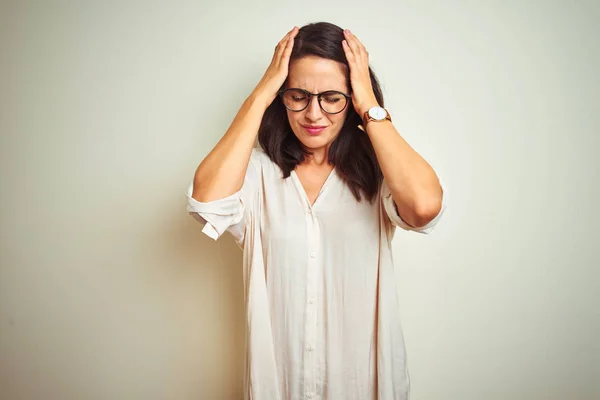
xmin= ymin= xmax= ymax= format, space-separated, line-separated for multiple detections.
xmin=187 ymin=21 xmax=446 ymax=400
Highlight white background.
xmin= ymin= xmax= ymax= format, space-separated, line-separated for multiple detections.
xmin=1 ymin=1 xmax=599 ymax=399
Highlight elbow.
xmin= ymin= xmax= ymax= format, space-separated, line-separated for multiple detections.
xmin=399 ymin=187 xmax=442 ymax=228
xmin=191 ymin=175 xmax=220 ymax=203
xmin=412 ymin=193 xmax=443 ymax=227
xmin=190 ymin=170 xmax=222 ymax=203
xmin=191 ymin=178 xmax=208 ymax=203
xmin=412 ymin=203 xmax=440 ymax=227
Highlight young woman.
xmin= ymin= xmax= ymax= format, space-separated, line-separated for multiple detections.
xmin=187 ymin=21 xmax=446 ymax=400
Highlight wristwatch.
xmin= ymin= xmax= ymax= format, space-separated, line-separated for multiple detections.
xmin=360 ymin=106 xmax=392 ymax=131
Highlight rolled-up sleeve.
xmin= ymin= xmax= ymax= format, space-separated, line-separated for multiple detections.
xmin=381 ymin=179 xmax=447 ymax=235
xmin=186 ymin=187 xmax=245 ymax=241
xmin=186 ymin=149 xmax=261 ymax=243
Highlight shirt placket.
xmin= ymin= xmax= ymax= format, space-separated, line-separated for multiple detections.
xmin=303 ymin=205 xmax=319 ymax=400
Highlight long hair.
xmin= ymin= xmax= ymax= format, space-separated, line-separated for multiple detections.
xmin=258 ymin=21 xmax=384 ymax=203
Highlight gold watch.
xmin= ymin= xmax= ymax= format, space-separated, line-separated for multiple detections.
xmin=362 ymin=106 xmax=392 ymax=129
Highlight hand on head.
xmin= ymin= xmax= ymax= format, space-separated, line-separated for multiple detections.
xmin=252 ymin=26 xmax=299 ymax=107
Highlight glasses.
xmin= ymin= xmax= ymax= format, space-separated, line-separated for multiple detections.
xmin=278 ymin=88 xmax=351 ymax=114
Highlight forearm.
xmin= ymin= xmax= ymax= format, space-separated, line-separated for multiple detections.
xmin=192 ymin=93 xmax=269 ymax=202
xmin=340 ymin=29 xmax=443 ymax=227
xmin=366 ymin=120 xmax=443 ymax=227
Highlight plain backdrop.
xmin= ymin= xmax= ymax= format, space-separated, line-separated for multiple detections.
xmin=1 ymin=1 xmax=599 ymax=399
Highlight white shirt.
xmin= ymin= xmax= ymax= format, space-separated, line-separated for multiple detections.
xmin=186 ymin=148 xmax=446 ymax=400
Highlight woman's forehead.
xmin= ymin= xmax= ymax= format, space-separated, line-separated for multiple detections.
xmin=287 ymin=56 xmax=348 ymax=92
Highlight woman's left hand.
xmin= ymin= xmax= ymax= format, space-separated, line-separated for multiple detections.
xmin=342 ymin=29 xmax=380 ymax=116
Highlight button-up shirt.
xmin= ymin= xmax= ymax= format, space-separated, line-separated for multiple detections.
xmin=187 ymin=148 xmax=446 ymax=400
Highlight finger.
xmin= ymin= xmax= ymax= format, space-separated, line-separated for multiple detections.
xmin=278 ymin=27 xmax=294 ymax=45
xmin=346 ymin=29 xmax=367 ymax=53
xmin=274 ymin=33 xmax=290 ymax=55
xmin=277 ymin=26 xmax=297 ymax=51
xmin=344 ymin=30 xmax=369 ymax=66
xmin=275 ymin=26 xmax=297 ymax=60
xmin=281 ymin=31 xmax=296 ymax=62
xmin=342 ymin=40 xmax=359 ymax=74
xmin=343 ymin=30 xmax=363 ymax=60
xmin=342 ymin=40 xmax=355 ymax=62
xmin=276 ymin=27 xmax=298 ymax=65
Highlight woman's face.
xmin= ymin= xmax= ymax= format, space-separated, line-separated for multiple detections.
xmin=284 ymin=56 xmax=351 ymax=153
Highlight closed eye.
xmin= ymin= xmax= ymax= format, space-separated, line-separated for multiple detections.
xmin=322 ymin=95 xmax=343 ymax=104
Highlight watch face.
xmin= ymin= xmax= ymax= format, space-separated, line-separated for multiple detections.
xmin=369 ymin=106 xmax=387 ymax=120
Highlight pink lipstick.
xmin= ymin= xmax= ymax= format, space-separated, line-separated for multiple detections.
xmin=303 ymin=125 xmax=326 ymax=135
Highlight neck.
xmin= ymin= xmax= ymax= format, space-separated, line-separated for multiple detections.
xmin=304 ymin=146 xmax=330 ymax=166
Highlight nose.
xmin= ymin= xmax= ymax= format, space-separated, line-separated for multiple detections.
xmin=304 ymin=96 xmax=324 ymax=122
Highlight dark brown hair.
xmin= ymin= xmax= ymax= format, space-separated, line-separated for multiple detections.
xmin=258 ymin=21 xmax=384 ymax=202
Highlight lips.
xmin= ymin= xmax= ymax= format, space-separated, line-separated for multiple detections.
xmin=302 ymin=125 xmax=327 ymax=135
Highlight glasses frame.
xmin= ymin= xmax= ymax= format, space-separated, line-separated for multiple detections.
xmin=278 ymin=88 xmax=352 ymax=115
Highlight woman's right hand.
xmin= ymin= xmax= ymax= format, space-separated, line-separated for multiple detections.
xmin=252 ymin=26 xmax=299 ymax=108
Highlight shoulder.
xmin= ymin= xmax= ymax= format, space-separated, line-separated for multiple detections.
xmin=250 ymin=146 xmax=270 ymax=162
xmin=249 ymin=146 xmax=278 ymax=172
xmin=249 ymin=146 xmax=290 ymax=184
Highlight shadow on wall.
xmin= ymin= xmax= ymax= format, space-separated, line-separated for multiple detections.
xmin=158 ymin=208 xmax=246 ymax=398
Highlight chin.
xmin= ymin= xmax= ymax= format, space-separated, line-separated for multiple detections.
xmin=297 ymin=135 xmax=330 ymax=150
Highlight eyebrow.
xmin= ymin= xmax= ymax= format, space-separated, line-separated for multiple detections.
xmin=287 ymin=88 xmax=350 ymax=95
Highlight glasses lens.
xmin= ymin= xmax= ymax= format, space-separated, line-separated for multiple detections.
xmin=319 ymin=91 xmax=347 ymax=114
xmin=282 ymin=89 xmax=309 ymax=111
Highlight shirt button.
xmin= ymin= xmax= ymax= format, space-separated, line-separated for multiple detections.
xmin=307 ymin=393 xmax=314 ymax=399
xmin=310 ymin=252 xmax=316 ymax=258
xmin=307 ymin=346 xmax=313 ymax=352
xmin=308 ymin=298 xmax=315 ymax=304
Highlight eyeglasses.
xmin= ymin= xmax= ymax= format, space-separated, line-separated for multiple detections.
xmin=278 ymin=88 xmax=351 ymax=114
